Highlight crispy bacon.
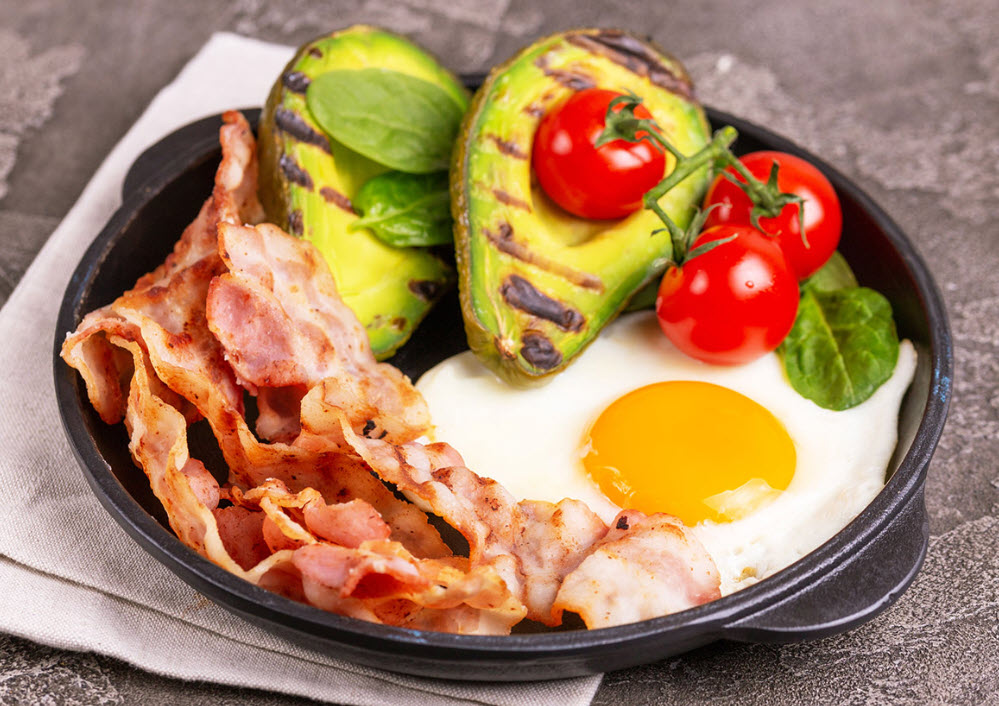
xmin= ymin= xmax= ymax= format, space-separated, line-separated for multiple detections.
xmin=328 ymin=415 xmax=609 ymax=625
xmin=553 ymin=511 xmax=722 ymax=628
xmin=62 ymin=110 xmax=722 ymax=634
xmin=62 ymin=111 xmax=262 ymax=426
xmin=206 ymin=221 xmax=430 ymax=444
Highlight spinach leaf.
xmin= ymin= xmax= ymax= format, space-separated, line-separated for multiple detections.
xmin=804 ymin=250 xmax=858 ymax=292
xmin=780 ymin=286 xmax=899 ymax=410
xmin=349 ymin=171 xmax=453 ymax=247
xmin=306 ymin=69 xmax=465 ymax=174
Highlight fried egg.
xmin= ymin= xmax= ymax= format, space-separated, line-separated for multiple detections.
xmin=416 ymin=311 xmax=917 ymax=595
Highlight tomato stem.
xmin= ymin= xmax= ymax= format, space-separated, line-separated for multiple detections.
xmin=599 ymin=93 xmax=808 ymax=251
xmin=642 ymin=126 xmax=737 ymax=253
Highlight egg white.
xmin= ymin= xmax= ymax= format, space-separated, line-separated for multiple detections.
xmin=416 ymin=311 xmax=917 ymax=595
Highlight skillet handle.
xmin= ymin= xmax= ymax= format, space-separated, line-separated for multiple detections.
xmin=723 ymin=488 xmax=929 ymax=642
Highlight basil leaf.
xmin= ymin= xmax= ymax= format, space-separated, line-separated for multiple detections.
xmin=306 ymin=69 xmax=465 ymax=174
xmin=804 ymin=251 xmax=858 ymax=292
xmin=780 ymin=287 xmax=899 ymax=410
xmin=349 ymin=171 xmax=453 ymax=247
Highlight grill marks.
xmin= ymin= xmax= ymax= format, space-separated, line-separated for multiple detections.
xmin=272 ymin=106 xmax=353 ymax=215
xmin=487 ymin=135 xmax=529 ymax=160
xmin=319 ymin=187 xmax=354 ymax=214
xmin=274 ymin=73 xmax=361 ymax=215
xmin=408 ymin=279 xmax=445 ymax=302
xmin=279 ymin=155 xmax=313 ymax=190
xmin=493 ymin=189 xmax=531 ymax=212
xmin=282 ymin=71 xmax=311 ymax=94
xmin=567 ymin=31 xmax=693 ymax=98
xmin=274 ymin=108 xmax=331 ymax=153
xmin=520 ymin=332 xmax=562 ymax=371
xmin=500 ymin=276 xmax=584 ymax=332
xmin=523 ymin=103 xmax=545 ymax=119
xmin=484 ymin=222 xmax=604 ymax=293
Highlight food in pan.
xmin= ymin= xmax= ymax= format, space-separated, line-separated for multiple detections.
xmin=62 ymin=26 xmax=915 ymax=634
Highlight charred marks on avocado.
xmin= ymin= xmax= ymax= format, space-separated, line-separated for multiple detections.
xmin=533 ymin=53 xmax=597 ymax=91
xmin=500 ymin=275 xmax=584 ymax=332
xmin=487 ymin=135 xmax=529 ymax=160
xmin=520 ymin=332 xmax=563 ymax=371
xmin=288 ymin=209 xmax=304 ymax=235
xmin=408 ymin=279 xmax=444 ymax=302
xmin=483 ymin=222 xmax=605 ymax=293
xmin=307 ymin=45 xmax=323 ymax=58
xmin=523 ymin=103 xmax=545 ymax=118
xmin=567 ymin=31 xmax=693 ymax=98
xmin=279 ymin=154 xmax=313 ymax=190
xmin=492 ymin=189 xmax=531 ymax=212
xmin=282 ymin=71 xmax=311 ymax=94
xmin=274 ymin=108 xmax=331 ymax=153
xmin=319 ymin=186 xmax=355 ymax=214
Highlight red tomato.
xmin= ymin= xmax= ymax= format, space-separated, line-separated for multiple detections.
xmin=703 ymin=151 xmax=841 ymax=279
xmin=656 ymin=225 xmax=800 ymax=365
xmin=532 ymin=88 xmax=666 ymax=220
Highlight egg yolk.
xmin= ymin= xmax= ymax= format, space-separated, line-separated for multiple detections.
xmin=581 ymin=381 xmax=795 ymax=525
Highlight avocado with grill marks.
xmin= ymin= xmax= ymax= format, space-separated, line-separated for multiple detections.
xmin=452 ymin=28 xmax=713 ymax=385
xmin=259 ymin=25 xmax=468 ymax=359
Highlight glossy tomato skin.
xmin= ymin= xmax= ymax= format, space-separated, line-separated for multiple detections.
xmin=703 ymin=150 xmax=842 ymax=279
xmin=532 ymin=88 xmax=665 ymax=220
xmin=656 ymin=225 xmax=800 ymax=365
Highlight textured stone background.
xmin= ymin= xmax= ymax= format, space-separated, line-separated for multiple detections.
xmin=1 ymin=0 xmax=997 ymax=703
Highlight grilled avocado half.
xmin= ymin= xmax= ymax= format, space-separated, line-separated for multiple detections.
xmin=259 ymin=26 xmax=468 ymax=359
xmin=453 ymin=28 xmax=712 ymax=386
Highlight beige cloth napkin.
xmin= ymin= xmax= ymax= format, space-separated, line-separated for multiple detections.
xmin=0 ymin=32 xmax=602 ymax=706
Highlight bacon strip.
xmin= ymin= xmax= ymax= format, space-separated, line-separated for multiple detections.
xmin=553 ymin=511 xmax=722 ymax=628
xmin=207 ymin=221 xmax=430 ymax=444
xmin=62 ymin=111 xmax=262 ymax=425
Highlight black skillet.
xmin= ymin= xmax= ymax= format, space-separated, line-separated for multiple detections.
xmin=54 ymin=83 xmax=952 ymax=680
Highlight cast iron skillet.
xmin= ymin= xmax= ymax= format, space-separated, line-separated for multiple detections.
xmin=54 ymin=86 xmax=952 ymax=680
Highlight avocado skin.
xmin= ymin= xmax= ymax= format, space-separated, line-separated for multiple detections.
xmin=452 ymin=28 xmax=712 ymax=386
xmin=259 ymin=25 xmax=468 ymax=360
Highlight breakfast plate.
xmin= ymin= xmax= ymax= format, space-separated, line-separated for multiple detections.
xmin=54 ymin=91 xmax=951 ymax=679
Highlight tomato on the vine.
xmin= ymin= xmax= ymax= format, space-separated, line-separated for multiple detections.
xmin=703 ymin=151 xmax=841 ymax=280
xmin=532 ymin=88 xmax=666 ymax=220
xmin=655 ymin=225 xmax=800 ymax=366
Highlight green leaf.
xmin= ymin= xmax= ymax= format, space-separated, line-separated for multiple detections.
xmin=349 ymin=171 xmax=453 ymax=247
xmin=779 ymin=286 xmax=899 ymax=410
xmin=803 ymin=251 xmax=858 ymax=292
xmin=306 ymin=68 xmax=465 ymax=174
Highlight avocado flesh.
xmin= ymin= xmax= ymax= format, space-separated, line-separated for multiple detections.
xmin=259 ymin=26 xmax=468 ymax=359
xmin=453 ymin=28 xmax=713 ymax=386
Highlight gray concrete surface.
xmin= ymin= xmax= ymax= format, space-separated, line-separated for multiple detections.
xmin=1 ymin=0 xmax=997 ymax=703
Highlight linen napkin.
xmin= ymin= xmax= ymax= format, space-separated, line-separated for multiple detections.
xmin=0 ymin=32 xmax=602 ymax=706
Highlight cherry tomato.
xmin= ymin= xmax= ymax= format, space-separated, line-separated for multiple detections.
xmin=656 ymin=225 xmax=800 ymax=365
xmin=703 ymin=151 xmax=841 ymax=279
xmin=532 ymin=88 xmax=665 ymax=220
